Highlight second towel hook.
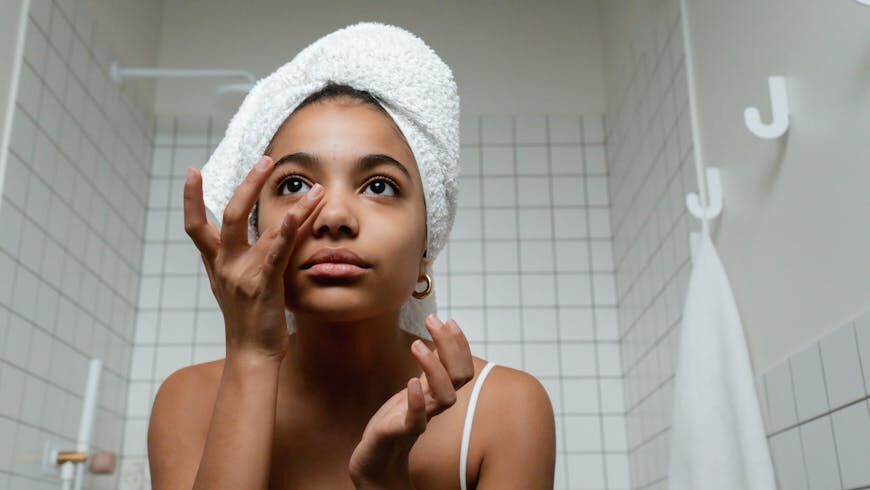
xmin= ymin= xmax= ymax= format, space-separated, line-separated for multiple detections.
xmin=686 ymin=167 xmax=722 ymax=256
xmin=744 ymin=76 xmax=789 ymax=139
xmin=686 ymin=166 xmax=722 ymax=221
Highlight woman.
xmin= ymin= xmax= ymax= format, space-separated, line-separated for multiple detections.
xmin=147 ymin=23 xmax=555 ymax=490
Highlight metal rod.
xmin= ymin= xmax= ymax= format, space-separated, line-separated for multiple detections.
xmin=110 ymin=61 xmax=255 ymax=85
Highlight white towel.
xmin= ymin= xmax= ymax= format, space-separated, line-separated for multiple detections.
xmin=199 ymin=22 xmax=460 ymax=340
xmin=667 ymin=231 xmax=777 ymax=490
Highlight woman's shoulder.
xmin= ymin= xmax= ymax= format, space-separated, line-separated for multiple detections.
xmin=164 ymin=357 xmax=225 ymax=390
xmin=470 ymin=357 xmax=545 ymax=399
xmin=152 ymin=358 xmax=226 ymax=422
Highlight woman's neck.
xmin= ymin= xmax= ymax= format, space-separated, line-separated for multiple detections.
xmin=279 ymin=310 xmax=427 ymax=419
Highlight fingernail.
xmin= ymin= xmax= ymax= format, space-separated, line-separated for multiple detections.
xmin=448 ymin=320 xmax=461 ymax=334
xmin=257 ymin=156 xmax=271 ymax=171
xmin=185 ymin=167 xmax=194 ymax=183
xmin=306 ymin=183 xmax=323 ymax=202
xmin=413 ymin=340 xmax=429 ymax=354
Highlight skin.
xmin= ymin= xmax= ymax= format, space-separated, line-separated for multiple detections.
xmin=148 ymin=96 xmax=557 ymax=489
xmin=260 ymin=97 xmax=438 ymax=418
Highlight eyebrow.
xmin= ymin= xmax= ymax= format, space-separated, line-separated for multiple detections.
xmin=270 ymin=151 xmax=412 ymax=181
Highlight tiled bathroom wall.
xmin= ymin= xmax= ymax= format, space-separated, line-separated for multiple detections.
xmin=760 ymin=309 xmax=870 ymax=490
xmin=0 ymin=0 xmax=153 ymax=489
xmin=605 ymin=2 xmax=870 ymax=490
xmin=604 ymin=2 xmax=698 ymax=490
xmin=450 ymin=114 xmax=627 ymax=490
xmin=120 ymin=112 xmax=629 ymax=490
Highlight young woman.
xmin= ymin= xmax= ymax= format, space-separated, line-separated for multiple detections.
xmin=147 ymin=82 xmax=556 ymax=490
xmin=147 ymin=26 xmax=555 ymax=490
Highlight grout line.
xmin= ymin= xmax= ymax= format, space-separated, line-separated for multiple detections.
xmin=766 ymin=393 xmax=870 ymax=439
xmin=788 ymin=359 xmax=815 ymax=489
xmin=544 ymin=114 xmax=572 ymax=488
xmin=583 ymin=115 xmax=612 ymax=488
xmin=477 ymin=117 xmax=486 ymax=358
xmin=510 ymin=116 xmax=526 ymax=373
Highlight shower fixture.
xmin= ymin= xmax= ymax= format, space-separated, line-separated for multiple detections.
xmin=41 ymin=358 xmax=116 ymax=490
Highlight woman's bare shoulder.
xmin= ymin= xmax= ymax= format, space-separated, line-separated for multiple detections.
xmin=165 ymin=358 xmax=225 ymax=388
xmin=477 ymin=361 xmax=553 ymax=426
xmin=152 ymin=358 xmax=226 ymax=418
xmin=148 ymin=359 xmax=227 ymax=482
xmin=469 ymin=357 xmax=538 ymax=396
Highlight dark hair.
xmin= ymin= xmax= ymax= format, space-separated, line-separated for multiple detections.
xmin=251 ymin=82 xmax=389 ymax=239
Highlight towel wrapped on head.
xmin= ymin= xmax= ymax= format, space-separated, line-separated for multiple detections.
xmin=199 ymin=21 xmax=461 ymax=340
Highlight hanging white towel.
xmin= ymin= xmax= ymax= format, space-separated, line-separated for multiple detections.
xmin=667 ymin=231 xmax=778 ymax=490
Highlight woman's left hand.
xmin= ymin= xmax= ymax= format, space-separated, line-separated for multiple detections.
xmin=348 ymin=314 xmax=475 ymax=489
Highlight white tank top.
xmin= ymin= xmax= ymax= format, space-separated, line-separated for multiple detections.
xmin=459 ymin=361 xmax=498 ymax=490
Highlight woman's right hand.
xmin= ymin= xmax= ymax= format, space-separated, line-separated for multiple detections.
xmin=182 ymin=155 xmax=324 ymax=362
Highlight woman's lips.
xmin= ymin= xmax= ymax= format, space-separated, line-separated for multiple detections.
xmin=303 ymin=262 xmax=369 ymax=279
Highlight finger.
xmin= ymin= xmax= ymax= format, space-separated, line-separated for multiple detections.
xmin=404 ymin=377 xmax=427 ymax=436
xmin=411 ymin=338 xmax=456 ymax=413
xmin=444 ymin=319 xmax=475 ymax=387
xmin=424 ymin=314 xmax=475 ymax=390
xmin=221 ymin=155 xmax=273 ymax=253
xmin=183 ymin=167 xmax=221 ymax=262
xmin=200 ymin=249 xmax=223 ymax=300
xmin=257 ymin=183 xmax=326 ymax=281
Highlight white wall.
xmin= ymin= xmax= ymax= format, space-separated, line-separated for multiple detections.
xmin=759 ymin=309 xmax=870 ymax=490
xmin=683 ymin=0 xmax=870 ymax=373
xmin=151 ymin=0 xmax=606 ymax=122
xmin=602 ymin=1 xmax=870 ymax=489
xmin=0 ymin=0 xmax=155 ymax=488
xmin=80 ymin=0 xmax=163 ymax=109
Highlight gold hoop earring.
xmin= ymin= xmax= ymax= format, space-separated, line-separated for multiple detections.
xmin=412 ymin=273 xmax=432 ymax=299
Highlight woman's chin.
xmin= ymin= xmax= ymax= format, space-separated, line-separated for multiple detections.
xmin=289 ymin=291 xmax=375 ymax=317
xmin=287 ymin=288 xmax=406 ymax=323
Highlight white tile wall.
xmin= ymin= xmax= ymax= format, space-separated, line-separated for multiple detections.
xmin=769 ymin=429 xmax=809 ymax=490
xmin=604 ymin=0 xmax=695 ymax=489
xmin=790 ymin=344 xmax=830 ymax=421
xmin=761 ymin=309 xmax=870 ymax=490
xmin=831 ymin=400 xmax=870 ymax=488
xmin=819 ymin=324 xmax=865 ymax=409
xmin=0 ymin=0 xmax=154 ymax=489
xmin=799 ymin=416 xmax=841 ymax=490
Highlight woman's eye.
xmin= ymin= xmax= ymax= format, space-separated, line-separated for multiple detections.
xmin=278 ymin=177 xmax=311 ymax=196
xmin=278 ymin=176 xmax=398 ymax=197
xmin=363 ymin=178 xmax=399 ymax=197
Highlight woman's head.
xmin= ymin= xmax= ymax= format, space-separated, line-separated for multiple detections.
xmin=254 ymin=83 xmax=430 ymax=322
xmin=199 ymin=22 xmax=460 ymax=338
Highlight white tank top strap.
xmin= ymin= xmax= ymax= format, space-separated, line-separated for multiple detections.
xmin=459 ymin=361 xmax=498 ymax=490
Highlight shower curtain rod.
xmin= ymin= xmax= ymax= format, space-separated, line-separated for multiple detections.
xmin=109 ymin=61 xmax=256 ymax=92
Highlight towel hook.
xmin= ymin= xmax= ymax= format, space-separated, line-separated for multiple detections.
xmin=744 ymin=76 xmax=789 ymax=139
xmin=686 ymin=167 xmax=722 ymax=261
xmin=686 ymin=167 xmax=722 ymax=222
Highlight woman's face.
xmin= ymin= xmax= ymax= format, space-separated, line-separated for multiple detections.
xmin=258 ymin=97 xmax=429 ymax=322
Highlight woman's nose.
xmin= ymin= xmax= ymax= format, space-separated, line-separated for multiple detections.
xmin=310 ymin=188 xmax=359 ymax=238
